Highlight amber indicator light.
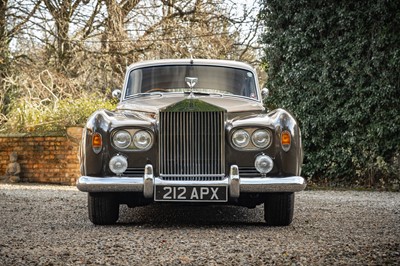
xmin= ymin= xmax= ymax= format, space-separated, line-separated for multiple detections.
xmin=92 ymin=133 xmax=102 ymax=147
xmin=281 ymin=131 xmax=291 ymax=145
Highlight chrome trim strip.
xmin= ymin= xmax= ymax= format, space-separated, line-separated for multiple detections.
xmin=160 ymin=174 xmax=225 ymax=177
xmin=154 ymin=177 xmax=229 ymax=187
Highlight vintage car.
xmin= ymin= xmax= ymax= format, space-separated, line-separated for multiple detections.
xmin=77 ymin=59 xmax=306 ymax=226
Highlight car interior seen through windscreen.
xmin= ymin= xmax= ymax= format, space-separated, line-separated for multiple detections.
xmin=125 ymin=65 xmax=258 ymax=99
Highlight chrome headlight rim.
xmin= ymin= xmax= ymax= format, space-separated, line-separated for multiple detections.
xmin=231 ymin=129 xmax=251 ymax=148
xmin=251 ymin=129 xmax=272 ymax=149
xmin=132 ymin=130 xmax=153 ymax=150
xmin=112 ymin=130 xmax=132 ymax=149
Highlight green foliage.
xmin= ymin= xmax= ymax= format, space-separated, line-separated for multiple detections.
xmin=260 ymin=0 xmax=400 ymax=188
xmin=1 ymin=93 xmax=117 ymax=134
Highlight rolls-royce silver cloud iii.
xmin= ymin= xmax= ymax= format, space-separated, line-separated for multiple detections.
xmin=77 ymin=59 xmax=306 ymax=226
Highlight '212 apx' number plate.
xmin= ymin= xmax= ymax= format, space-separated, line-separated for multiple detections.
xmin=155 ymin=185 xmax=228 ymax=202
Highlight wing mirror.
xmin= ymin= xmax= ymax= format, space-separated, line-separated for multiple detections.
xmin=261 ymin=88 xmax=269 ymax=99
xmin=112 ymin=89 xmax=122 ymax=99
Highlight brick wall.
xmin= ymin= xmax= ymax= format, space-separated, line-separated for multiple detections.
xmin=0 ymin=129 xmax=82 ymax=185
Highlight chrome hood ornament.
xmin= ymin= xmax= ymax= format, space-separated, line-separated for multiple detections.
xmin=185 ymin=77 xmax=198 ymax=98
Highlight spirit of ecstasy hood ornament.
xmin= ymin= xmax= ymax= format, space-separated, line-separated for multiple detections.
xmin=185 ymin=77 xmax=198 ymax=98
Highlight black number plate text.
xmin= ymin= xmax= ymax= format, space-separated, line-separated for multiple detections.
xmin=155 ymin=185 xmax=227 ymax=202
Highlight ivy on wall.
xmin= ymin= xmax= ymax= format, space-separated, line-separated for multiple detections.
xmin=260 ymin=0 xmax=400 ymax=188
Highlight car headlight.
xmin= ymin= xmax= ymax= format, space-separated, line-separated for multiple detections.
xmin=133 ymin=130 xmax=152 ymax=150
xmin=113 ymin=130 xmax=132 ymax=149
xmin=232 ymin=129 xmax=250 ymax=148
xmin=252 ymin=129 xmax=272 ymax=148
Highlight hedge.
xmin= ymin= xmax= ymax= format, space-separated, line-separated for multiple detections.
xmin=260 ymin=0 xmax=400 ymax=189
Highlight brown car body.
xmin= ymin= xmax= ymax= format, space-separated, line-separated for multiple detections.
xmin=77 ymin=59 xmax=306 ymax=225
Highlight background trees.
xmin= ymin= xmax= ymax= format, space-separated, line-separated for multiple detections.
xmin=260 ymin=0 xmax=400 ymax=188
xmin=0 ymin=0 xmax=262 ymax=133
xmin=0 ymin=0 xmax=41 ymax=123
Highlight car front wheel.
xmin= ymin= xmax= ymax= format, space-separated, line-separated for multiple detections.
xmin=88 ymin=193 xmax=119 ymax=225
xmin=264 ymin=192 xmax=294 ymax=226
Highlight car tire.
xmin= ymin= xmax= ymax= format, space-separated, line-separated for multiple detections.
xmin=264 ymin=192 xmax=294 ymax=226
xmin=88 ymin=193 xmax=119 ymax=225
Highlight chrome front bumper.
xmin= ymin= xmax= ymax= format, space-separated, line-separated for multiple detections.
xmin=76 ymin=165 xmax=306 ymax=198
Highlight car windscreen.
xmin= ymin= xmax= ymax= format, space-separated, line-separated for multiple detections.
xmin=125 ymin=65 xmax=258 ymax=99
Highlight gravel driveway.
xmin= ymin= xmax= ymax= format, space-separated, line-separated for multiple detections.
xmin=0 ymin=183 xmax=399 ymax=265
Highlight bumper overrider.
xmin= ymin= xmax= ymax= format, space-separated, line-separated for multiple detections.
xmin=77 ymin=165 xmax=306 ymax=198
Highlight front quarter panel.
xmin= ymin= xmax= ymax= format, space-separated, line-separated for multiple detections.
xmin=80 ymin=110 xmax=113 ymax=176
xmin=227 ymin=108 xmax=303 ymax=177
xmin=268 ymin=108 xmax=303 ymax=176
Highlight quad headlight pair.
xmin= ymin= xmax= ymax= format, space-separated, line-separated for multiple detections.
xmin=112 ymin=129 xmax=153 ymax=150
xmin=231 ymin=128 xmax=272 ymax=150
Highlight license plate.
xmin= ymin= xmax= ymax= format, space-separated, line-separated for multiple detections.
xmin=155 ymin=185 xmax=228 ymax=202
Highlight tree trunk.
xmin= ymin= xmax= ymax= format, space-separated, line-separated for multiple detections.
xmin=0 ymin=0 xmax=9 ymax=80
xmin=55 ymin=15 xmax=71 ymax=73
xmin=0 ymin=0 xmax=10 ymax=116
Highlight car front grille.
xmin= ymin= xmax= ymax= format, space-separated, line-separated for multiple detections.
xmin=123 ymin=167 xmax=144 ymax=177
xmin=159 ymin=110 xmax=225 ymax=180
xmin=238 ymin=167 xmax=260 ymax=178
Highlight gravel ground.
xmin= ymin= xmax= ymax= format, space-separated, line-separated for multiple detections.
xmin=0 ymin=184 xmax=399 ymax=265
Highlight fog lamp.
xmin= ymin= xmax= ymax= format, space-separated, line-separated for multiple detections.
xmin=254 ymin=154 xmax=273 ymax=174
xmin=109 ymin=155 xmax=128 ymax=175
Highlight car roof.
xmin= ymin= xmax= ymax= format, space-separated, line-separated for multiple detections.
xmin=126 ymin=59 xmax=256 ymax=72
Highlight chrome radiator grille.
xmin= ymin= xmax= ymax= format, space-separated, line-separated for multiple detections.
xmin=159 ymin=111 xmax=224 ymax=179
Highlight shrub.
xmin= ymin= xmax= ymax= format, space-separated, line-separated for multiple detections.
xmin=260 ymin=0 xmax=400 ymax=189
xmin=1 ymin=92 xmax=117 ymax=134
